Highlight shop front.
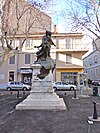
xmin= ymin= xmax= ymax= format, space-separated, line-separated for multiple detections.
xmin=56 ymin=68 xmax=84 ymax=89
xmin=17 ymin=68 xmax=32 ymax=85
xmin=61 ymin=72 xmax=78 ymax=85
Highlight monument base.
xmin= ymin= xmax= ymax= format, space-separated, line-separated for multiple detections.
xmin=88 ymin=116 xmax=100 ymax=122
xmin=16 ymin=92 xmax=66 ymax=110
xmin=16 ymin=63 xmax=66 ymax=110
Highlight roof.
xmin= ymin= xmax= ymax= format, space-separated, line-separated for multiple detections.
xmin=7 ymin=32 xmax=83 ymax=39
xmin=56 ymin=49 xmax=88 ymax=55
xmin=57 ymin=64 xmax=84 ymax=69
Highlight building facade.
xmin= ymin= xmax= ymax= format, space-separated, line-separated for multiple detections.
xmin=0 ymin=0 xmax=51 ymax=34
xmin=83 ymin=38 xmax=100 ymax=81
xmin=0 ymin=0 xmax=51 ymax=84
xmin=0 ymin=0 xmax=88 ymax=89
xmin=55 ymin=33 xmax=88 ymax=88
xmin=0 ymin=31 xmax=88 ymax=89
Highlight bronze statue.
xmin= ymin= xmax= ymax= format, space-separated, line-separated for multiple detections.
xmin=34 ymin=31 xmax=56 ymax=79
xmin=34 ymin=31 xmax=56 ymax=62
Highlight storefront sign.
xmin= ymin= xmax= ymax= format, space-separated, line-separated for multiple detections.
xmin=17 ymin=69 xmax=32 ymax=74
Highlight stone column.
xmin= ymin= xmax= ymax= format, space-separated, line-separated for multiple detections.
xmin=31 ymin=64 xmax=53 ymax=93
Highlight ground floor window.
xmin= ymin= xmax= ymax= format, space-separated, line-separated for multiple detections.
xmin=22 ymin=74 xmax=32 ymax=85
xmin=9 ymin=71 xmax=14 ymax=81
xmin=61 ymin=72 xmax=78 ymax=85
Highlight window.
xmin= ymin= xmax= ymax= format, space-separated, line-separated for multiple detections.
xmin=66 ymin=38 xmax=81 ymax=49
xmin=22 ymin=74 xmax=32 ymax=84
xmin=12 ymin=40 xmax=19 ymax=49
xmin=72 ymin=38 xmax=81 ymax=49
xmin=10 ymin=82 xmax=14 ymax=85
xmin=95 ymin=69 xmax=98 ymax=77
xmin=66 ymin=54 xmax=72 ymax=64
xmin=85 ymin=71 xmax=87 ymax=74
xmin=94 ymin=55 xmax=97 ymax=63
xmin=33 ymin=40 xmax=41 ymax=48
xmin=62 ymin=82 xmax=68 ymax=85
xmin=59 ymin=39 xmax=66 ymax=49
xmin=9 ymin=55 xmax=15 ymax=64
xmin=25 ymin=40 xmax=30 ymax=49
xmin=84 ymin=61 xmax=87 ymax=67
xmin=9 ymin=71 xmax=14 ymax=81
xmin=55 ymin=82 xmax=61 ymax=85
xmin=25 ymin=39 xmax=41 ymax=49
xmin=89 ymin=58 xmax=92 ymax=65
xmin=90 ymin=70 xmax=92 ymax=76
xmin=25 ymin=39 xmax=34 ymax=49
xmin=66 ymin=38 xmax=70 ymax=49
xmin=25 ymin=54 xmax=30 ymax=64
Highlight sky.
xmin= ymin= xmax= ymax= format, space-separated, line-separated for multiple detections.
xmin=26 ymin=0 xmax=93 ymax=55
xmin=27 ymin=0 xmax=67 ymax=32
xmin=48 ymin=0 xmax=67 ymax=32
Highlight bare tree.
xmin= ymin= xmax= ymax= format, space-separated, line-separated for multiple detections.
xmin=62 ymin=0 xmax=100 ymax=49
xmin=0 ymin=0 xmax=54 ymax=66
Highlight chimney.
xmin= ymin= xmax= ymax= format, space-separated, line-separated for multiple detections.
xmin=54 ymin=25 xmax=57 ymax=33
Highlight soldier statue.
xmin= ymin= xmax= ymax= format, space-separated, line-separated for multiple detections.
xmin=34 ymin=31 xmax=56 ymax=62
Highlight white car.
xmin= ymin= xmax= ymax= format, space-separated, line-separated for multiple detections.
xmin=92 ymin=79 xmax=100 ymax=86
xmin=53 ymin=81 xmax=76 ymax=91
xmin=6 ymin=81 xmax=31 ymax=91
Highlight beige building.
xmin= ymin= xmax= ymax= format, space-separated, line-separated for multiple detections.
xmin=0 ymin=0 xmax=51 ymax=86
xmin=54 ymin=33 xmax=88 ymax=88
xmin=0 ymin=31 xmax=88 ymax=89
xmin=0 ymin=0 xmax=88 ymax=89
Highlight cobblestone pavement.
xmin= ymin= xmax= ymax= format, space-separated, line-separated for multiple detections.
xmin=0 ymin=91 xmax=100 ymax=133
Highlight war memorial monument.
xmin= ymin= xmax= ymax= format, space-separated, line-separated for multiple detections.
xmin=16 ymin=31 xmax=66 ymax=110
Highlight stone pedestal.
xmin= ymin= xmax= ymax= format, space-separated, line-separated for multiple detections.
xmin=16 ymin=64 xmax=66 ymax=110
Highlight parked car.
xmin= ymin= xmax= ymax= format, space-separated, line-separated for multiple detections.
xmin=92 ymin=79 xmax=100 ymax=86
xmin=6 ymin=81 xmax=31 ymax=91
xmin=53 ymin=81 xmax=77 ymax=91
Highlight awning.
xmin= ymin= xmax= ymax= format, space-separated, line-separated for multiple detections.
xmin=17 ymin=68 xmax=32 ymax=74
xmin=56 ymin=68 xmax=84 ymax=73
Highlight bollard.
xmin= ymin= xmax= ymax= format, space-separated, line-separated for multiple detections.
xmin=93 ymin=102 xmax=98 ymax=119
xmin=88 ymin=101 xmax=100 ymax=121
xmin=87 ymin=120 xmax=93 ymax=133
xmin=72 ymin=90 xmax=78 ymax=99
xmin=73 ymin=90 xmax=76 ymax=98
xmin=17 ymin=90 xmax=20 ymax=98
xmin=10 ymin=91 xmax=12 ymax=95
xmin=23 ymin=91 xmax=25 ymax=95
xmin=93 ymin=86 xmax=98 ymax=96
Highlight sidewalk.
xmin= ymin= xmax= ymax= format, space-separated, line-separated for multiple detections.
xmin=77 ymin=87 xmax=93 ymax=96
xmin=0 ymin=84 xmax=7 ymax=90
xmin=0 ymin=92 xmax=100 ymax=133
